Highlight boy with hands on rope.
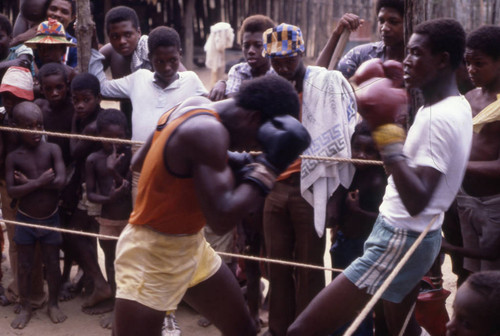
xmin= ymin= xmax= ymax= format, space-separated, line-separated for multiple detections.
xmin=288 ymin=19 xmax=472 ymax=336
xmin=5 ymin=101 xmax=66 ymax=329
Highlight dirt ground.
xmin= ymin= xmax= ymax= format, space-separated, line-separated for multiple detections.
xmin=0 ymin=52 xmax=458 ymax=335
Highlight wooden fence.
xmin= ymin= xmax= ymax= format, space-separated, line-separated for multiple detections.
xmin=2 ymin=0 xmax=500 ymax=62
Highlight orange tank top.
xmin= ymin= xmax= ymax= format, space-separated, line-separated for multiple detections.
xmin=129 ymin=107 xmax=220 ymax=235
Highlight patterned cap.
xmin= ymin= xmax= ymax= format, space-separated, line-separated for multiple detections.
xmin=263 ymin=23 xmax=305 ymax=58
xmin=0 ymin=66 xmax=34 ymax=101
xmin=25 ymin=18 xmax=76 ymax=49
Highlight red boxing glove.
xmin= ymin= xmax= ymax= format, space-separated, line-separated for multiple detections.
xmin=350 ymin=58 xmax=384 ymax=86
xmin=355 ymin=77 xmax=408 ymax=129
xmin=382 ymin=60 xmax=404 ymax=88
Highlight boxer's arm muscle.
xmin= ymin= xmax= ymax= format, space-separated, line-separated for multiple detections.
xmin=188 ymin=121 xmax=263 ymax=235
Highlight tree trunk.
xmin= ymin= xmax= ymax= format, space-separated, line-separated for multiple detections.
xmin=75 ymin=0 xmax=94 ymax=73
xmin=183 ymin=0 xmax=195 ymax=70
xmin=404 ymin=0 xmax=426 ymax=127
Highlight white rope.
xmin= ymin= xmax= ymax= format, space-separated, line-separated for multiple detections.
xmin=217 ymin=251 xmax=343 ymax=273
xmin=398 ymin=302 xmax=416 ymax=336
xmin=0 ymin=126 xmax=383 ymax=165
xmin=0 ymin=125 xmax=143 ymax=145
xmin=1 ymin=218 xmax=344 ymax=273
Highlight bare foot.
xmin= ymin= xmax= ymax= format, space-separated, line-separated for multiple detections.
xmin=81 ymin=283 xmax=112 ymax=308
xmin=48 ymin=304 xmax=67 ymax=323
xmin=253 ymin=316 xmax=262 ymax=333
xmin=14 ymin=303 xmax=22 ymax=314
xmin=59 ymin=282 xmax=77 ymax=301
xmin=11 ymin=307 xmax=32 ymax=329
xmin=197 ymin=316 xmax=212 ymax=327
xmin=0 ymin=286 xmax=11 ymax=306
xmin=82 ymin=298 xmax=114 ymax=315
xmin=100 ymin=312 xmax=113 ymax=329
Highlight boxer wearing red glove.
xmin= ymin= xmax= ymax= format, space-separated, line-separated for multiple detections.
xmin=355 ymin=76 xmax=408 ymax=167
xmin=288 ymin=19 xmax=472 ymax=336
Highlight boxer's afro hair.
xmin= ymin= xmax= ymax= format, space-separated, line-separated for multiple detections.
xmin=235 ymin=75 xmax=299 ymax=121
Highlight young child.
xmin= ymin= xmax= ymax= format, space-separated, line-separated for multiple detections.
xmin=34 ymin=62 xmax=73 ymax=165
xmin=328 ymin=121 xmax=387 ymax=336
xmin=0 ymin=66 xmax=47 ymax=310
xmin=66 ymin=72 xmax=112 ymax=314
xmin=11 ymin=0 xmax=48 ymax=39
xmin=0 ymin=14 xmax=33 ymax=82
xmin=24 ymin=18 xmax=76 ymax=82
xmin=57 ymin=72 xmax=102 ymax=300
xmin=444 ymin=25 xmax=500 ymax=274
xmin=208 ymin=14 xmax=275 ymax=101
xmin=5 ymin=101 xmax=66 ymax=329
xmin=12 ymin=0 xmax=77 ymax=68
xmin=86 ymin=108 xmax=131 ymax=300
xmin=329 ymin=121 xmax=386 ymax=271
xmin=446 ymin=270 xmax=500 ymax=335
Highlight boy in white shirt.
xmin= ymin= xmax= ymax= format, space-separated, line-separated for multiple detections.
xmin=288 ymin=18 xmax=473 ymax=336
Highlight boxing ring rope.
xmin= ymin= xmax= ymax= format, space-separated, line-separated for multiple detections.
xmin=0 ymin=125 xmax=383 ymax=274
xmin=0 ymin=125 xmax=437 ymax=335
xmin=0 ymin=218 xmax=344 ymax=273
xmin=0 ymin=126 xmax=384 ymax=166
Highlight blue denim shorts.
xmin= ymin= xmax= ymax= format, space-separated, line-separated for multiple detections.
xmin=343 ymin=215 xmax=441 ymax=303
xmin=14 ymin=210 xmax=62 ymax=245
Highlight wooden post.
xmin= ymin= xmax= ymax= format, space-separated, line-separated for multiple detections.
xmin=75 ymin=0 xmax=94 ymax=74
xmin=183 ymin=0 xmax=195 ymax=70
xmin=328 ymin=30 xmax=350 ymax=70
xmin=404 ymin=0 xmax=427 ymax=127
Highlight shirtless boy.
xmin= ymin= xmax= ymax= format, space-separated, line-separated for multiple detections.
xmin=11 ymin=0 xmax=48 ymax=39
xmin=442 ymin=25 xmax=500 ymax=274
xmin=35 ymin=62 xmax=73 ymax=164
xmin=99 ymin=6 xmax=150 ymax=80
xmin=113 ymin=75 xmax=310 ymax=336
xmin=6 ymin=101 xmax=66 ymax=329
xmin=0 ymin=66 xmax=48 ymax=309
xmin=56 ymin=73 xmax=103 ymax=303
xmin=86 ymin=108 xmax=131 ymax=298
xmin=288 ymin=19 xmax=472 ymax=336
xmin=66 ymin=73 xmax=112 ymax=313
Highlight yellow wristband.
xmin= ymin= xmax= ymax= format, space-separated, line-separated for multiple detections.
xmin=372 ymin=123 xmax=406 ymax=149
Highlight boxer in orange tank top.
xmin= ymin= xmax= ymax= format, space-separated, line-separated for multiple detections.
xmin=113 ymin=75 xmax=311 ymax=336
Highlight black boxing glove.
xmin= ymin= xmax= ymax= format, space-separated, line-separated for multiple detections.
xmin=243 ymin=115 xmax=311 ymax=194
xmin=227 ymin=151 xmax=255 ymax=183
